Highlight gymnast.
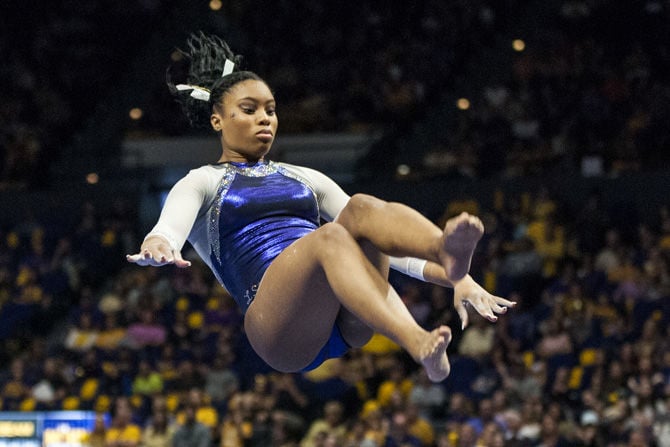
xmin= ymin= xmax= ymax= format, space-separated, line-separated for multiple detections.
xmin=127 ymin=32 xmax=514 ymax=382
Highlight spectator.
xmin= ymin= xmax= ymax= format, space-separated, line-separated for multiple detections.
xmin=171 ymin=400 xmax=211 ymax=447
xmin=220 ymin=391 xmax=256 ymax=447
xmin=465 ymin=398 xmax=498 ymax=437
xmin=141 ymin=404 xmax=174 ymax=447
xmin=126 ymin=308 xmax=167 ymax=351
xmin=375 ymin=357 xmax=413 ymax=411
xmin=477 ymin=421 xmax=506 ymax=447
xmin=535 ymin=316 xmax=574 ymax=361
xmin=408 ymin=368 xmax=447 ymax=425
xmin=131 ymin=359 xmax=163 ymax=397
xmin=404 ymin=401 xmax=435 ymax=447
xmin=457 ymin=315 xmax=495 ymax=362
xmin=204 ymin=351 xmax=239 ymax=410
xmin=536 ymin=412 xmax=571 ymax=447
xmin=382 ymin=410 xmax=422 ymax=447
xmin=175 ymin=388 xmax=219 ymax=439
xmin=0 ymin=358 xmax=30 ymax=411
xmin=166 ymin=359 xmax=205 ymax=395
xmin=501 ymin=408 xmax=533 ymax=447
xmin=105 ymin=397 xmax=142 ymax=447
xmin=64 ymin=312 xmax=99 ymax=353
xmin=95 ymin=311 xmax=127 ymax=352
xmin=271 ymin=410 xmax=305 ymax=447
xmin=455 ymin=421 xmax=478 ymax=447
xmin=575 ymin=409 xmax=604 ymax=447
xmin=87 ymin=412 xmax=108 ymax=447
xmin=31 ymin=356 xmax=69 ymax=410
xmin=270 ymin=373 xmax=310 ymax=416
xmin=300 ymin=400 xmax=347 ymax=447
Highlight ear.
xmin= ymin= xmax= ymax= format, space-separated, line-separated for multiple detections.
xmin=210 ymin=113 xmax=222 ymax=132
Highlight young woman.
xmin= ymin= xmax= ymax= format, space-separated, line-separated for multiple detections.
xmin=127 ymin=32 xmax=514 ymax=382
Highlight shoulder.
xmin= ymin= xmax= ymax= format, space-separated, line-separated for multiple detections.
xmin=274 ymin=162 xmax=339 ymax=188
xmin=275 ymin=161 xmax=326 ymax=179
xmin=184 ymin=164 xmax=225 ymax=180
xmin=175 ymin=164 xmax=229 ymax=192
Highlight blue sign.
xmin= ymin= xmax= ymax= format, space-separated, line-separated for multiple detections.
xmin=0 ymin=412 xmax=107 ymax=447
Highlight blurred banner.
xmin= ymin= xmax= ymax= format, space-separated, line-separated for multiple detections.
xmin=0 ymin=412 xmax=107 ymax=447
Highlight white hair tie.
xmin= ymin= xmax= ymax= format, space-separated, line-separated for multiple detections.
xmin=222 ymin=59 xmax=235 ymax=77
xmin=175 ymin=84 xmax=211 ymax=102
xmin=175 ymin=59 xmax=235 ymax=102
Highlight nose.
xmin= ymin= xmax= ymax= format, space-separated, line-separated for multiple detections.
xmin=258 ymin=111 xmax=271 ymax=124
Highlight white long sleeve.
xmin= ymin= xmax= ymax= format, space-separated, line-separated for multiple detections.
xmin=144 ymin=162 xmax=428 ymax=281
xmin=145 ymin=166 xmax=216 ymax=252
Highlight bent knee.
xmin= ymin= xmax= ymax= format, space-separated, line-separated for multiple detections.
xmin=316 ymin=222 xmax=355 ymax=246
xmin=336 ymin=194 xmax=386 ymax=234
xmin=345 ymin=193 xmax=385 ymax=215
xmin=314 ymin=223 xmax=369 ymax=265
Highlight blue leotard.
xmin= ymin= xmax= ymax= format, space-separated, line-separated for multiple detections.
xmin=207 ymin=160 xmax=320 ymax=311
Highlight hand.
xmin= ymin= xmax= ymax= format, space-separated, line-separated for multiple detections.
xmin=126 ymin=235 xmax=191 ymax=268
xmin=452 ymin=275 xmax=515 ymax=329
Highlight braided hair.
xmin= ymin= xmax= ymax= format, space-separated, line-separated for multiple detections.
xmin=167 ymin=32 xmax=264 ymax=129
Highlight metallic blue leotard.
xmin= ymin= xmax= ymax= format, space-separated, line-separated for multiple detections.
xmin=206 ymin=160 xmax=320 ymax=312
xmin=205 ymin=160 xmax=348 ymax=371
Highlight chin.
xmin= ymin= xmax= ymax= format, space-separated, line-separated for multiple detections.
xmin=255 ymin=143 xmax=273 ymax=156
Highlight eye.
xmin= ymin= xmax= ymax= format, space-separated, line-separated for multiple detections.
xmin=266 ymin=107 xmax=276 ymax=116
xmin=241 ymin=107 xmax=255 ymax=114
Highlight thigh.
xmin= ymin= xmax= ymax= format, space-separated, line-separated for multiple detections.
xmin=244 ymin=228 xmax=344 ymax=373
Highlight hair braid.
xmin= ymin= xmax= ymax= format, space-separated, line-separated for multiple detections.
xmin=166 ymin=31 xmax=263 ymax=129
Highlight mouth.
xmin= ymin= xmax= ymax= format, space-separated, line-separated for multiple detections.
xmin=256 ymin=130 xmax=273 ymax=142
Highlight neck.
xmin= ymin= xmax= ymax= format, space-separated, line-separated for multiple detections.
xmin=217 ymin=153 xmax=263 ymax=164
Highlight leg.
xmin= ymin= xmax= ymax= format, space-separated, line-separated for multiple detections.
xmin=245 ymin=223 xmax=452 ymax=381
xmin=336 ymin=194 xmax=483 ymax=281
xmin=334 ymin=239 xmax=382 ymax=348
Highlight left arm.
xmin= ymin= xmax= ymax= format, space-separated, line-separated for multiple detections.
xmin=389 ymin=256 xmax=515 ymax=328
xmin=283 ymin=163 xmax=515 ymax=327
xmin=423 ymin=261 xmax=516 ymax=328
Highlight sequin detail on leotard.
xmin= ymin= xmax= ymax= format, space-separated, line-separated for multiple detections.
xmin=208 ymin=167 xmax=237 ymax=272
xmin=206 ymin=160 xmax=320 ymax=312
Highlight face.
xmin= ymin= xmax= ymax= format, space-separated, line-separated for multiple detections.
xmin=211 ymin=79 xmax=278 ymax=162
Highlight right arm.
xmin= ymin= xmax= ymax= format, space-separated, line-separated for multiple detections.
xmin=126 ymin=170 xmax=209 ymax=268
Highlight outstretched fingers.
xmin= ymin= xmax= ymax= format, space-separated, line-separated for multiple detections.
xmin=453 ymin=275 xmax=516 ymax=329
xmin=454 ymin=301 xmax=470 ymax=330
xmin=461 ymin=295 xmax=509 ymax=322
xmin=126 ymin=247 xmax=191 ymax=268
xmin=172 ymin=250 xmax=192 ymax=268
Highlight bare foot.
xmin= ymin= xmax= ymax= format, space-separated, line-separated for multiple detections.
xmin=418 ymin=326 xmax=452 ymax=383
xmin=439 ymin=212 xmax=484 ymax=281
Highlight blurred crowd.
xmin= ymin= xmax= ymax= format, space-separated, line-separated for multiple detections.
xmin=0 ymin=0 xmax=165 ymax=188
xmin=0 ymin=182 xmax=669 ymax=447
xmin=365 ymin=0 xmax=670 ymax=180
xmin=139 ymin=0 xmax=511 ymax=136
xmin=4 ymin=0 xmax=669 ymax=188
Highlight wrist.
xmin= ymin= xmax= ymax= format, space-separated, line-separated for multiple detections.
xmin=407 ymin=258 xmax=427 ymax=281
